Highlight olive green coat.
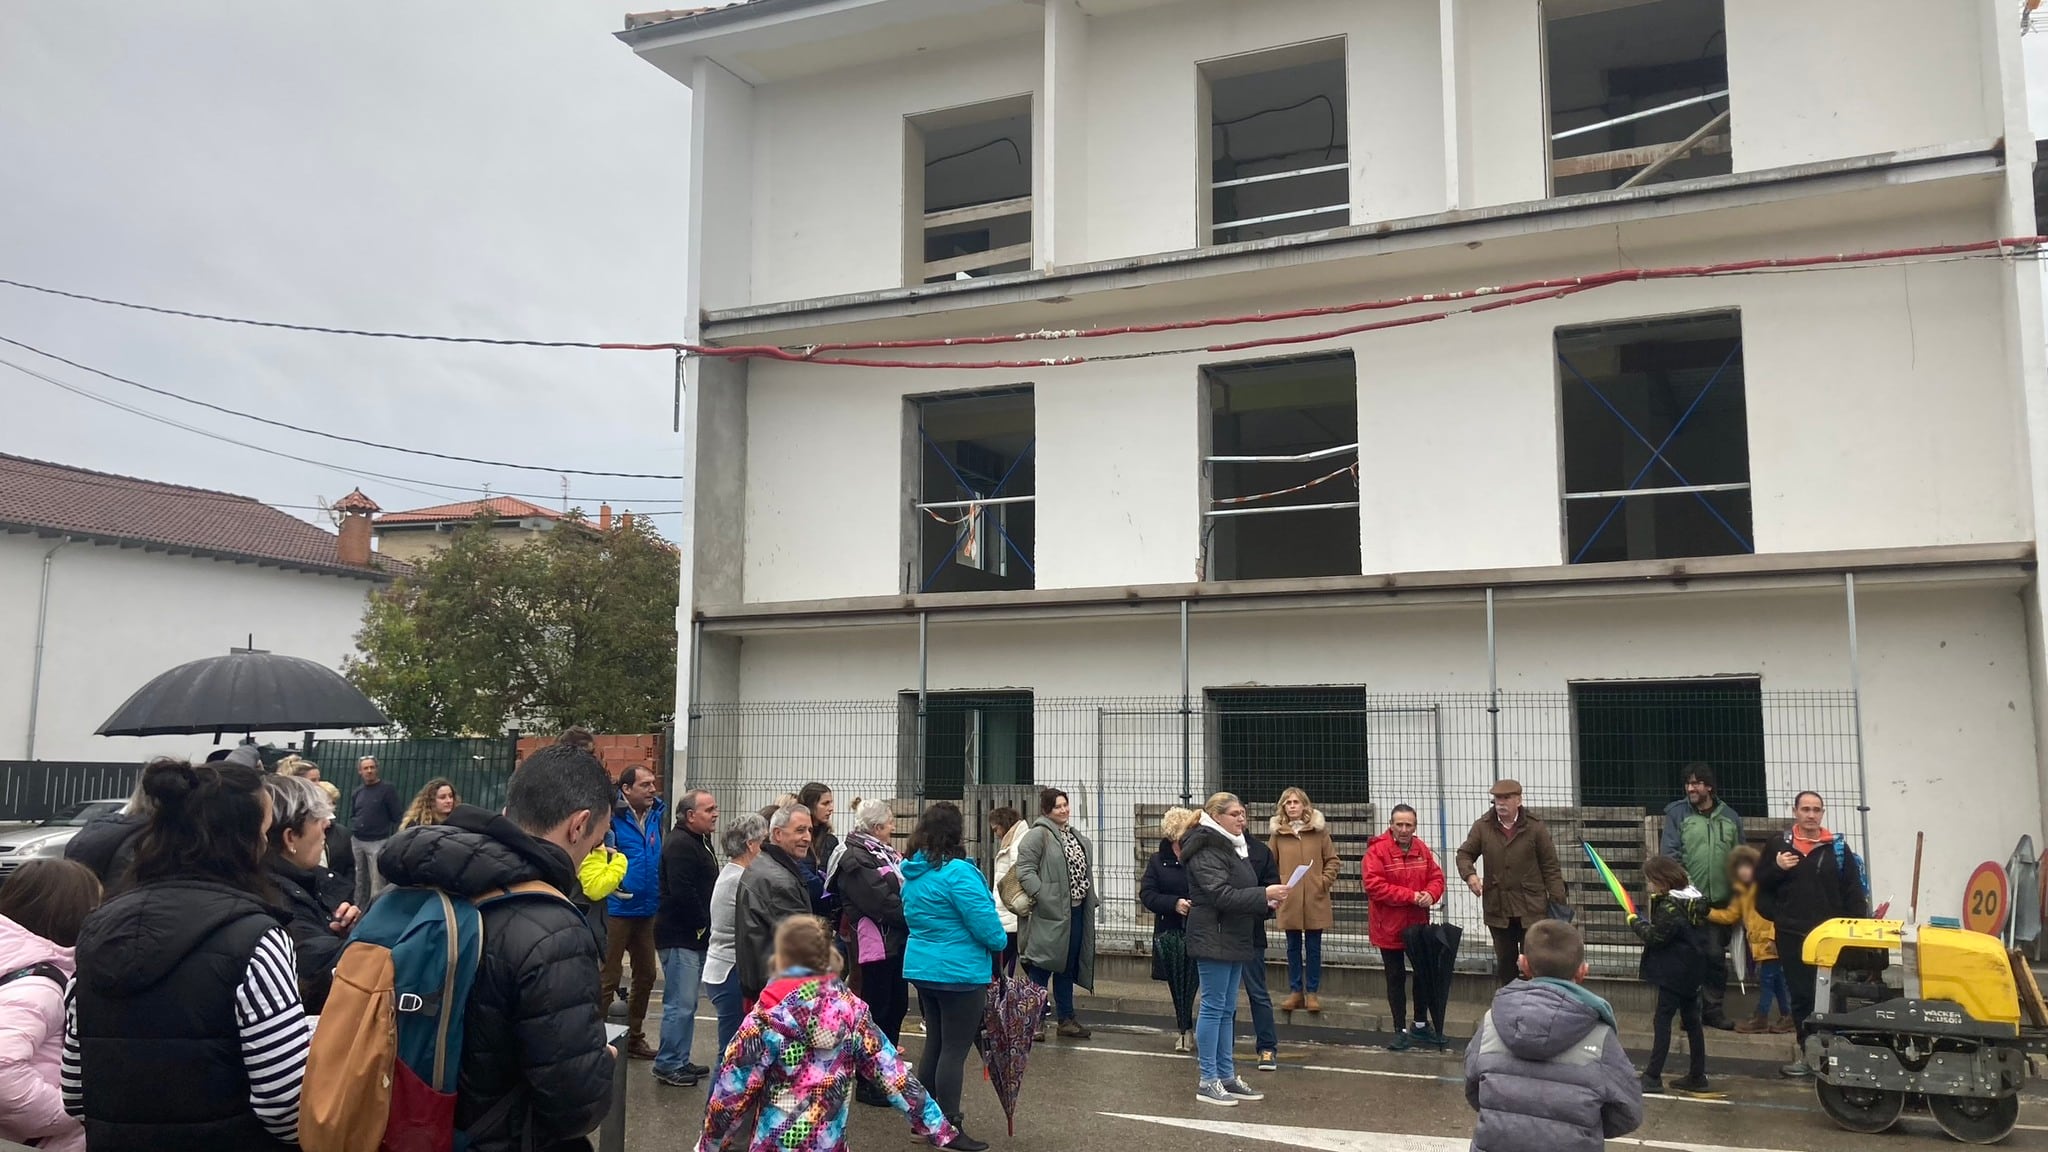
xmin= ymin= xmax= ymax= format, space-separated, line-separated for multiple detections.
xmin=1012 ymin=816 xmax=1098 ymax=991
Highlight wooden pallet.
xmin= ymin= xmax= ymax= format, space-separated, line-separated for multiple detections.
xmin=1534 ymin=806 xmax=1649 ymax=948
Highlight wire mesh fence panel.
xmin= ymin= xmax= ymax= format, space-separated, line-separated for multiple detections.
xmin=680 ymin=689 xmax=1861 ymax=973
xmin=305 ymin=736 xmax=520 ymax=821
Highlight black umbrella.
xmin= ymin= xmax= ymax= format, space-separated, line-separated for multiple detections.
xmin=1402 ymin=916 xmax=1463 ymax=1040
xmin=96 ymin=646 xmax=386 ymax=738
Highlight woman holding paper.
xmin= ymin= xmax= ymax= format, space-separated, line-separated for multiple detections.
xmin=1182 ymin=793 xmax=1291 ymax=1107
xmin=1268 ymin=787 xmax=1340 ymax=1014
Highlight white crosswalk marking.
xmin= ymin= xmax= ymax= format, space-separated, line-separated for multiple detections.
xmin=1100 ymin=1112 xmax=1812 ymax=1152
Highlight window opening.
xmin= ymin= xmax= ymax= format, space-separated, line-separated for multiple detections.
xmin=1203 ymin=39 xmax=1349 ymax=246
xmin=1208 ymin=687 xmax=1369 ymax=805
xmin=913 ymin=387 xmax=1035 ymax=593
xmin=905 ymin=691 xmax=1034 ymax=802
xmin=1545 ymin=0 xmax=1730 ymax=196
xmin=911 ymin=97 xmax=1033 ymax=284
xmin=1559 ymin=312 xmax=1750 ymax=564
xmin=1572 ymin=678 xmax=1764 ymax=814
xmin=1202 ymin=353 xmax=1360 ymax=580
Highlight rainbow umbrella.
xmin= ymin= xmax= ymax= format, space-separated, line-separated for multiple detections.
xmin=1582 ymin=843 xmax=1637 ymax=919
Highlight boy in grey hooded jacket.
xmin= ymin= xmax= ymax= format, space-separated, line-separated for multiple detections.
xmin=1465 ymin=920 xmax=1643 ymax=1152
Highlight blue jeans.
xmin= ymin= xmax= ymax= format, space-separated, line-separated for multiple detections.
xmin=1025 ymin=915 xmax=1086 ymax=1021
xmin=1243 ymin=949 xmax=1277 ymax=1052
xmin=705 ymin=969 xmax=745 ymax=1066
xmin=1758 ymin=959 xmax=1793 ymax=1017
xmin=655 ymin=947 xmax=704 ymax=1076
xmin=1285 ymin=929 xmax=1323 ymax=994
xmin=1195 ymin=958 xmax=1242 ymax=1083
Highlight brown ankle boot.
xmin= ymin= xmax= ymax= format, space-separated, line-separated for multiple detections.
xmin=1303 ymin=993 xmax=1322 ymax=1014
xmin=1734 ymin=1014 xmax=1769 ymax=1034
xmin=1280 ymin=992 xmax=1305 ymax=1013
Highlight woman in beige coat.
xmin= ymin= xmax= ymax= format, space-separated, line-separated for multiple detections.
xmin=1268 ymin=786 xmax=1340 ymax=1013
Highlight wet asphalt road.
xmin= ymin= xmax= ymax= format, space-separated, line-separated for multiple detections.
xmin=620 ymin=1013 xmax=2048 ymax=1151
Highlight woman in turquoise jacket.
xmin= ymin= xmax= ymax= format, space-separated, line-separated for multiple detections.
xmin=902 ymin=803 xmax=1007 ymax=1152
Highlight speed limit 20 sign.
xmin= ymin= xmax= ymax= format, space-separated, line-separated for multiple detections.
xmin=1963 ymin=861 xmax=2010 ymax=936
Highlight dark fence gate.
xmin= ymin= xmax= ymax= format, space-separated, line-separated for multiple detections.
xmin=304 ymin=736 xmax=522 ymax=820
xmin=0 ymin=762 xmax=141 ymax=822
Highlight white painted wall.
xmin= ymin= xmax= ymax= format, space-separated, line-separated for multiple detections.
xmin=1726 ymin=0 xmax=1996 ymax=173
xmin=693 ymin=0 xmax=2013 ymax=309
xmin=0 ymin=535 xmax=381 ymax=764
xmin=747 ymin=34 xmax=1041 ymax=304
xmin=715 ymin=581 xmax=2040 ymax=948
xmin=1083 ymin=0 xmax=1446 ymax=263
xmin=741 ymin=209 xmax=2028 ymax=601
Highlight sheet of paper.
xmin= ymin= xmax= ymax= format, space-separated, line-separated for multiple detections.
xmin=1286 ymin=864 xmax=1312 ymax=888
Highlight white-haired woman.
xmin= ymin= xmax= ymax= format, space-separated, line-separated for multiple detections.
xmin=262 ymin=772 xmax=360 ymax=1013
xmin=704 ymin=812 xmax=767 ymax=1064
xmin=829 ymin=799 xmax=910 ymax=1098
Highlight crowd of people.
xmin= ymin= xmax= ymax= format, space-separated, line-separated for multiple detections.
xmin=0 ymin=738 xmax=1867 ymax=1152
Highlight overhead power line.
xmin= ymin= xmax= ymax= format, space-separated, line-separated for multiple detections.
xmin=4 ymin=237 xmax=2043 ymax=370
xmin=0 ymin=333 xmax=684 ymax=480
xmin=0 ymin=355 xmax=683 ymax=509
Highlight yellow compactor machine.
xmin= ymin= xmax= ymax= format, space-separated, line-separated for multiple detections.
xmin=1803 ymin=918 xmax=2048 ymax=1143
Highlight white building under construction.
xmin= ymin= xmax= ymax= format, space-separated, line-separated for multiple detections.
xmin=620 ymin=0 xmax=2048 ymax=957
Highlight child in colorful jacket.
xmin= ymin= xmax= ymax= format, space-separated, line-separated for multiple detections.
xmin=699 ymin=916 xmax=957 ymax=1152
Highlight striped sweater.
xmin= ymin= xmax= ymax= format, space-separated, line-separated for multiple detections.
xmin=62 ymin=926 xmax=307 ymax=1141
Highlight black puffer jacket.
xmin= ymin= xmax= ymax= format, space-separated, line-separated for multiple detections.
xmin=266 ymin=857 xmax=346 ymax=1012
xmin=1182 ymin=824 xmax=1272 ymax=965
xmin=828 ymin=832 xmax=908 ymax=959
xmin=65 ymin=811 xmax=147 ymax=893
xmin=377 ymin=806 xmax=613 ymax=1152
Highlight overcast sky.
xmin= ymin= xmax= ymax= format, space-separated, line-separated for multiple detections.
xmin=0 ymin=2 xmax=705 ymax=536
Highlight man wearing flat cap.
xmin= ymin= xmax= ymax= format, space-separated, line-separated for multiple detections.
xmin=1456 ymin=779 xmax=1568 ymax=986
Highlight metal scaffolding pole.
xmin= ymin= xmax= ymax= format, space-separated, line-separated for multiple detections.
xmin=916 ymin=611 xmax=929 ymax=810
xmin=1486 ymin=588 xmax=1501 ymax=781
xmin=1179 ymin=599 xmax=1193 ymax=805
xmin=1845 ymin=574 xmax=1874 ymax=885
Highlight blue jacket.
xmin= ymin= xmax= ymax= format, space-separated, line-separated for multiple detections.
xmin=902 ymin=852 xmax=1008 ymax=986
xmin=608 ymin=799 xmax=666 ymax=919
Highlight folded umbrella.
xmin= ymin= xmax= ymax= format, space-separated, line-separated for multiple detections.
xmin=1401 ymin=918 xmax=1462 ymax=1038
xmin=979 ymin=970 xmax=1051 ymax=1136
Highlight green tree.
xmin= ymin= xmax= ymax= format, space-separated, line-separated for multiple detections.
xmin=346 ymin=512 xmax=679 ymax=735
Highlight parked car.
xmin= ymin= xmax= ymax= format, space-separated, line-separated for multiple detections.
xmin=0 ymin=799 xmax=127 ymax=878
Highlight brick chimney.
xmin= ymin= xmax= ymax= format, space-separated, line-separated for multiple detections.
xmin=599 ymin=504 xmax=613 ymax=532
xmin=619 ymin=511 xmax=634 ymax=531
xmin=334 ymin=489 xmax=381 ymax=567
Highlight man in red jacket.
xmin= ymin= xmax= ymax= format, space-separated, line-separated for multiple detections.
xmin=1364 ymin=804 xmax=1447 ymax=1050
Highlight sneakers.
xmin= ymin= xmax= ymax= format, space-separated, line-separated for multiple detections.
xmin=1704 ymin=1016 xmax=1736 ymax=1032
xmin=1303 ymin=993 xmax=1322 ymax=1014
xmin=682 ymin=1061 xmax=709 ymax=1078
xmin=1388 ymin=1030 xmax=1416 ymax=1052
xmin=1195 ymin=1080 xmax=1239 ymax=1107
xmin=1671 ymin=1074 xmax=1712 ymax=1094
xmin=1733 ymin=1015 xmax=1770 ymax=1034
xmin=1279 ymin=992 xmax=1306 ymax=1013
xmin=1780 ymin=1060 xmax=1814 ymax=1079
xmin=1257 ymin=1049 xmax=1278 ymax=1071
xmin=1640 ymin=1073 xmax=1662 ymax=1095
xmin=1173 ymin=1031 xmax=1190 ymax=1053
xmin=1221 ymin=1077 xmax=1265 ymax=1101
xmin=652 ymin=1067 xmax=699 ymax=1088
xmin=1056 ymin=1018 xmax=1091 ymax=1040
xmin=1421 ymin=1026 xmax=1450 ymax=1051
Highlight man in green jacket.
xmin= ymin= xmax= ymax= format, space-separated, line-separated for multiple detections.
xmin=1660 ymin=763 xmax=1741 ymax=1030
